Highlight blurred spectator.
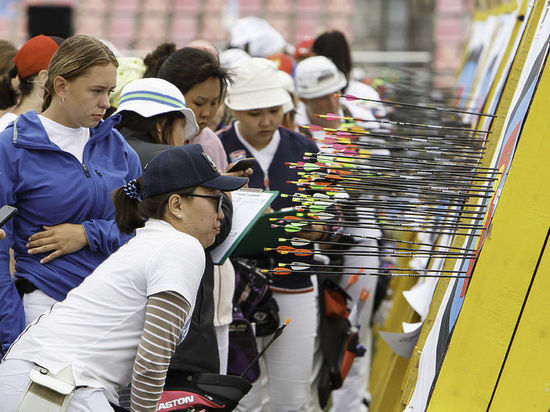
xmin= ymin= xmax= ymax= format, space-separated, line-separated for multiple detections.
xmin=108 ymin=57 xmax=146 ymax=113
xmin=229 ymin=16 xmax=286 ymax=57
xmin=0 ymin=40 xmax=17 ymax=118
xmin=294 ymin=37 xmax=315 ymax=62
xmin=294 ymin=55 xmax=348 ymax=134
xmin=313 ymin=30 xmax=387 ymax=121
xmin=267 ymin=52 xmax=294 ymax=76
xmin=187 ymin=39 xmax=218 ymax=56
xmin=220 ymin=48 xmax=250 ymax=71
xmin=0 ymin=35 xmax=61 ymax=131
xmin=277 ymin=70 xmax=298 ymax=131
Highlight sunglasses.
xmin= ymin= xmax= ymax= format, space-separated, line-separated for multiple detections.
xmin=182 ymin=193 xmax=223 ymax=211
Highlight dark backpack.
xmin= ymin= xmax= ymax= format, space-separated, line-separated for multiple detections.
xmin=317 ymin=278 xmax=365 ymax=408
xmin=232 ymin=258 xmax=280 ymax=337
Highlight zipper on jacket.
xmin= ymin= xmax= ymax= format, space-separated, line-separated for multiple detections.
xmin=95 ymin=170 xmax=103 ymax=177
xmin=82 ymin=163 xmax=91 ymax=177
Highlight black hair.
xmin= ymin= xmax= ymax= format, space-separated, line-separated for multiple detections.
xmin=0 ymin=40 xmax=17 ymax=76
xmin=116 ymin=110 xmax=186 ymax=145
xmin=312 ymin=30 xmax=353 ymax=80
xmin=0 ymin=36 xmax=63 ymax=110
xmin=145 ymin=44 xmax=229 ymax=102
xmin=143 ymin=42 xmax=176 ymax=78
xmin=0 ymin=72 xmax=38 ymax=110
xmin=112 ymin=177 xmax=196 ymax=234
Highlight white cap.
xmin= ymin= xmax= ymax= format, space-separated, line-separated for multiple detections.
xmin=229 ymin=17 xmax=286 ymax=57
xmin=225 ymin=58 xmax=291 ymax=111
xmin=277 ymin=70 xmax=296 ymax=113
xmin=114 ymin=78 xmax=199 ymax=139
xmin=220 ymin=48 xmax=251 ymax=70
xmin=294 ymin=56 xmax=347 ymax=99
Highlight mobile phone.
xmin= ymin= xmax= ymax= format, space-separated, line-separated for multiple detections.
xmin=0 ymin=205 xmax=17 ymax=227
xmin=226 ymin=157 xmax=257 ymax=173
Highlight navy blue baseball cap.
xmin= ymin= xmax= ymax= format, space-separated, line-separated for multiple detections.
xmin=140 ymin=144 xmax=248 ymax=199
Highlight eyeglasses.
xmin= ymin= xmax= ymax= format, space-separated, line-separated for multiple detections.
xmin=183 ymin=193 xmax=223 ymax=211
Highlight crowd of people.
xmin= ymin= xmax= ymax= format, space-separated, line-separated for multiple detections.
xmin=0 ymin=17 xmax=388 ymax=412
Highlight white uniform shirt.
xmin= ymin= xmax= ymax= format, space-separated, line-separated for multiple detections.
xmin=0 ymin=112 xmax=17 ymax=132
xmin=39 ymin=115 xmax=90 ymax=163
xmin=234 ymin=120 xmax=280 ymax=189
xmin=5 ymin=219 xmax=205 ymax=404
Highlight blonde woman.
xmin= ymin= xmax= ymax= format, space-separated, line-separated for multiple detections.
xmin=0 ymin=35 xmax=141 ymax=355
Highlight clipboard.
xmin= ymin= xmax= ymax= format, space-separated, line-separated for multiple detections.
xmin=231 ymin=207 xmax=300 ymax=258
xmin=211 ymin=188 xmax=278 ymax=265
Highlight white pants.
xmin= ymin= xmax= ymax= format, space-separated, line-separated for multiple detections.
xmin=0 ymin=359 xmax=113 ymax=412
xmin=216 ymin=324 xmax=229 ymax=375
xmin=22 ymin=289 xmax=57 ymax=326
xmin=330 ymin=232 xmax=379 ymax=411
xmin=236 ymin=288 xmax=319 ymax=412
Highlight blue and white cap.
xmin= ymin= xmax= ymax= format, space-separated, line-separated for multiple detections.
xmin=114 ymin=77 xmax=199 ymax=139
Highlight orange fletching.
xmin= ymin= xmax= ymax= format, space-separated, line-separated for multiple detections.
xmin=276 ymin=246 xmax=295 ymax=254
xmin=273 ymin=267 xmax=292 ymax=275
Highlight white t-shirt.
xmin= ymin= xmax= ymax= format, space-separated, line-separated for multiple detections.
xmin=234 ymin=120 xmax=280 ymax=172
xmin=234 ymin=120 xmax=280 ymax=189
xmin=5 ymin=219 xmax=205 ymax=403
xmin=0 ymin=112 xmax=17 ymax=132
xmin=38 ymin=115 xmax=90 ymax=163
xmin=344 ymin=80 xmax=387 ymax=126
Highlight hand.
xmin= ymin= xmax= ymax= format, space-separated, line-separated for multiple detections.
xmin=0 ymin=229 xmax=5 ymax=240
xmin=296 ymin=224 xmax=324 ymax=241
xmin=223 ymin=167 xmax=253 ymax=178
xmin=27 ymin=223 xmax=89 ymax=264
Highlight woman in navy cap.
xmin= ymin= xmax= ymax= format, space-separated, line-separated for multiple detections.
xmin=0 ymin=145 xmax=248 ymax=412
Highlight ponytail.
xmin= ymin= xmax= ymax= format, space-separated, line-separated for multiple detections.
xmin=143 ymin=42 xmax=176 ymax=78
xmin=112 ymin=177 xmax=146 ymax=234
xmin=113 ymin=177 xmax=197 ymax=234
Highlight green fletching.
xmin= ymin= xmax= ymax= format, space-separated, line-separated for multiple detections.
xmin=318 ymin=155 xmax=333 ymax=164
xmin=285 ymin=226 xmax=302 ymax=233
xmin=303 ymin=163 xmax=320 ymax=171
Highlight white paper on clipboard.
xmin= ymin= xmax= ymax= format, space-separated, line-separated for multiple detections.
xmin=210 ymin=188 xmax=278 ymax=265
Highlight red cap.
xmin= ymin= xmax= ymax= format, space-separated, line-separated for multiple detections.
xmin=13 ymin=35 xmax=59 ymax=79
xmin=267 ymin=53 xmax=294 ymax=76
xmin=294 ymin=37 xmax=314 ymax=61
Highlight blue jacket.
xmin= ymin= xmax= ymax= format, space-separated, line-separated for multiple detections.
xmin=219 ymin=125 xmax=319 ymax=291
xmin=0 ymin=111 xmax=141 ymax=353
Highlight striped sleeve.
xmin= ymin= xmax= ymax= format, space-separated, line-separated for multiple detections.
xmin=130 ymin=291 xmax=190 ymax=412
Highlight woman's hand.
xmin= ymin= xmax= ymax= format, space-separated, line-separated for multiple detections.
xmin=296 ymin=224 xmax=324 ymax=241
xmin=27 ymin=223 xmax=89 ymax=264
xmin=0 ymin=229 xmax=5 ymax=240
xmin=223 ymin=166 xmax=253 ymax=178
